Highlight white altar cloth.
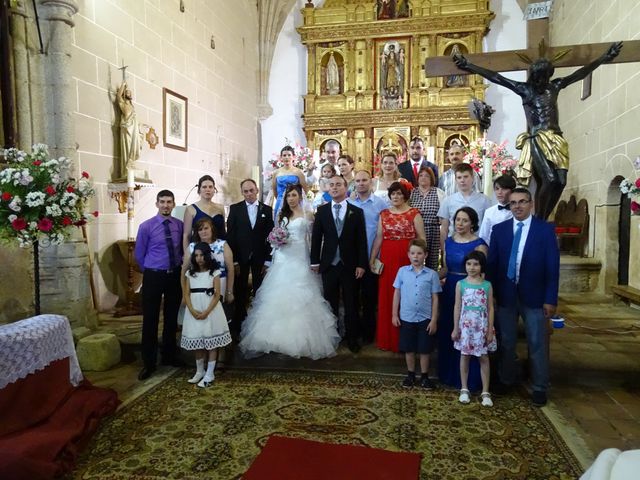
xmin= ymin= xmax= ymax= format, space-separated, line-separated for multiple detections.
xmin=0 ymin=314 xmax=83 ymax=389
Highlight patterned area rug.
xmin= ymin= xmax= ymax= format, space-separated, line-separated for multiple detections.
xmin=71 ymin=369 xmax=583 ymax=479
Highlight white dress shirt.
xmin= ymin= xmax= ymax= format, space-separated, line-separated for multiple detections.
xmin=246 ymin=200 xmax=258 ymax=228
xmin=513 ymin=215 xmax=532 ymax=283
xmin=479 ymin=204 xmax=513 ymax=245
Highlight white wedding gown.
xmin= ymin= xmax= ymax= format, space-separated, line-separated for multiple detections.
xmin=239 ymin=216 xmax=340 ymax=360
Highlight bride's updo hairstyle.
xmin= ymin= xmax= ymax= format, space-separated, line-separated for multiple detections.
xmin=279 ymin=183 xmax=303 ymax=225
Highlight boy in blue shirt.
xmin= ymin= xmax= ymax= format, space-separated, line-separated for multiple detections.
xmin=392 ymin=239 xmax=442 ymax=389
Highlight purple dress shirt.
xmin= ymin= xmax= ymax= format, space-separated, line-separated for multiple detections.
xmin=135 ymin=214 xmax=184 ymax=271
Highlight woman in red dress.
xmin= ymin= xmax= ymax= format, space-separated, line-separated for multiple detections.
xmin=370 ymin=181 xmax=426 ymax=352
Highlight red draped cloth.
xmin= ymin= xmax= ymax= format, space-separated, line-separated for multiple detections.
xmin=0 ymin=358 xmax=119 ymax=480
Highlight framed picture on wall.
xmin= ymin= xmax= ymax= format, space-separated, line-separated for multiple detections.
xmin=163 ymin=88 xmax=188 ymax=151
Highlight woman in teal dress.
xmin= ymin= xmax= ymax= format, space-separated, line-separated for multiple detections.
xmin=271 ymin=146 xmax=308 ymax=221
xmin=438 ymin=207 xmax=488 ymax=391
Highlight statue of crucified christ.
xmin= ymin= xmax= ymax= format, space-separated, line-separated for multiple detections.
xmin=453 ymin=41 xmax=622 ymax=220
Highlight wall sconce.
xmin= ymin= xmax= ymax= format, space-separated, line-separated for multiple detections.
xmin=211 ymin=36 xmax=216 ymax=50
xmin=180 ymin=0 xmax=185 ymax=12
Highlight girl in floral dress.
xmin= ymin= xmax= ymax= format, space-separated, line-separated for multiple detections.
xmin=451 ymin=250 xmax=496 ymax=407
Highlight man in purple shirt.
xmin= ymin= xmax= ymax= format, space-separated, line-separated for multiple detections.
xmin=135 ymin=190 xmax=184 ymax=380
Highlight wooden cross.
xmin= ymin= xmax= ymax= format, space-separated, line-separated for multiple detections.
xmin=424 ymin=1 xmax=640 ymax=78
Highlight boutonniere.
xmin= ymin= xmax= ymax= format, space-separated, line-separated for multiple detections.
xmin=260 ymin=213 xmax=266 ymax=218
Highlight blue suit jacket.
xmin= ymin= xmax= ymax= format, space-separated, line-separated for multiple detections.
xmin=487 ymin=216 xmax=560 ymax=308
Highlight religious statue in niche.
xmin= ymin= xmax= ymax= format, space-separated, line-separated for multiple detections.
xmin=445 ymin=44 xmax=466 ymax=88
xmin=397 ymin=0 xmax=410 ymax=18
xmin=453 ymin=41 xmax=622 ymax=220
xmin=377 ymin=0 xmax=395 ymax=20
xmin=326 ymin=52 xmax=340 ymax=95
xmin=116 ymin=82 xmax=142 ymax=177
xmin=380 ymin=42 xmax=404 ymax=110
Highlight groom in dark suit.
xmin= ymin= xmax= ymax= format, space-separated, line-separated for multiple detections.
xmin=311 ymin=174 xmax=368 ymax=353
xmin=487 ymin=187 xmax=559 ymax=407
xmin=226 ymin=179 xmax=274 ymax=337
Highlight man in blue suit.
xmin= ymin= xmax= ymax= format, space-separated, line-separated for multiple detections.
xmin=487 ymin=187 xmax=559 ymax=407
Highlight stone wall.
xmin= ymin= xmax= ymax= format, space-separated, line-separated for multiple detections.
xmin=550 ymin=0 xmax=640 ymax=291
xmin=71 ymin=0 xmax=260 ymax=310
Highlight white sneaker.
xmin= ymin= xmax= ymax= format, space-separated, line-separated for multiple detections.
xmin=188 ymin=371 xmax=205 ymax=384
xmin=481 ymin=392 xmax=493 ymax=407
xmin=459 ymin=389 xmax=471 ymax=404
xmin=197 ymin=374 xmax=215 ymax=388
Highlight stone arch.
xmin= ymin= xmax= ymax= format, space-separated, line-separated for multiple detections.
xmin=257 ymin=0 xmax=298 ymax=119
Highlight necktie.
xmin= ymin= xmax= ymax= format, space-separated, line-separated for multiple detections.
xmin=507 ymin=221 xmax=524 ymax=282
xmin=332 ymin=204 xmax=342 ymax=265
xmin=333 ymin=203 xmax=343 ymax=235
xmin=412 ymin=162 xmax=419 ymax=180
xmin=498 ymin=204 xmax=510 ymax=211
xmin=163 ymin=219 xmax=177 ymax=269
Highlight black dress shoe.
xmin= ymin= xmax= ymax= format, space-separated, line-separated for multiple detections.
xmin=531 ymin=390 xmax=547 ymax=407
xmin=347 ymin=342 xmax=361 ymax=354
xmin=138 ymin=366 xmax=155 ymax=380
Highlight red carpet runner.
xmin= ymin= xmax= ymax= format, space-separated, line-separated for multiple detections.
xmin=243 ymin=435 xmax=421 ymax=480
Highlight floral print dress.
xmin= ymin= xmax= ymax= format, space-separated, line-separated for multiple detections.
xmin=453 ymin=279 xmax=497 ymax=356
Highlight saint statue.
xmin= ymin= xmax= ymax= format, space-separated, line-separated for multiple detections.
xmin=453 ymin=41 xmax=622 ymax=219
xmin=446 ymin=45 xmax=466 ymax=88
xmin=326 ymin=52 xmax=340 ymax=95
xmin=381 ymin=43 xmax=404 ymax=109
xmin=116 ymin=82 xmax=142 ymax=177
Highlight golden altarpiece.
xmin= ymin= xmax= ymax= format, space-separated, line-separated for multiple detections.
xmin=297 ymin=0 xmax=494 ymax=172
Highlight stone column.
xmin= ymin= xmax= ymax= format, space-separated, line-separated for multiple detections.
xmin=39 ymin=0 xmax=78 ymax=161
xmin=36 ymin=0 xmax=96 ymax=328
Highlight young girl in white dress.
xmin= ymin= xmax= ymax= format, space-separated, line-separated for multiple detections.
xmin=451 ymin=250 xmax=497 ymax=406
xmin=239 ymin=184 xmax=340 ymax=359
xmin=180 ymin=242 xmax=231 ymax=388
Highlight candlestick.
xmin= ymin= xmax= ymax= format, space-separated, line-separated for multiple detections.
xmin=127 ymin=169 xmax=135 ymax=240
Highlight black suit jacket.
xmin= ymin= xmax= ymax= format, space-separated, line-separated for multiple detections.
xmin=226 ymin=201 xmax=274 ymax=265
xmin=398 ymin=158 xmax=440 ymax=187
xmin=310 ymin=201 xmax=368 ymax=273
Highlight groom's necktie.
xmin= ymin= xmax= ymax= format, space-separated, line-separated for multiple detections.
xmin=507 ymin=221 xmax=524 ymax=282
xmin=333 ymin=203 xmax=343 ymax=235
xmin=332 ymin=203 xmax=343 ymax=265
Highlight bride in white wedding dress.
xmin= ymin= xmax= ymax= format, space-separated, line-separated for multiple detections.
xmin=239 ymin=184 xmax=340 ymax=360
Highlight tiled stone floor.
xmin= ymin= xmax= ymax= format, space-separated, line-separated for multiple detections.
xmin=86 ymin=292 xmax=640 ymax=469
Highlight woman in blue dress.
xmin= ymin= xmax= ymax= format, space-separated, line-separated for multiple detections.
xmin=271 ymin=145 xmax=308 ymax=221
xmin=182 ymin=175 xmax=226 ymax=253
xmin=438 ymin=206 xmax=488 ymax=391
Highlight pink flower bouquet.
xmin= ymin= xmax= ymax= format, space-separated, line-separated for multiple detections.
xmin=267 ymin=225 xmax=289 ymax=248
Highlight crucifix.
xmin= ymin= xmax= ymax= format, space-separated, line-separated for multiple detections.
xmin=424 ymin=1 xmax=640 ymax=220
xmin=118 ymin=60 xmax=128 ymax=83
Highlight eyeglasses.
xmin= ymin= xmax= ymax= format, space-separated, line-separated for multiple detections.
xmin=509 ymin=199 xmax=531 ymax=207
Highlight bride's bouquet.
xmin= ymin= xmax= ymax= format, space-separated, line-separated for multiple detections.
xmin=267 ymin=225 xmax=289 ymax=248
